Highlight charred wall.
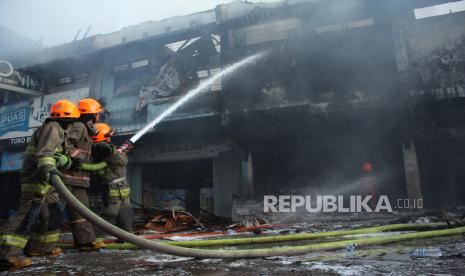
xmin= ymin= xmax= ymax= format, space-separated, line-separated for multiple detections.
xmin=222 ymin=0 xmax=400 ymax=113
xmin=218 ymin=0 xmax=407 ymax=199
xmin=402 ymin=6 xmax=465 ymax=208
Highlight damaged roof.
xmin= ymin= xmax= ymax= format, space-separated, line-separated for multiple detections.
xmin=13 ymin=0 xmax=299 ymax=69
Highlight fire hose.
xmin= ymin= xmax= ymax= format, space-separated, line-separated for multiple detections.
xmin=57 ymin=222 xmax=448 ymax=250
xmin=65 ymin=225 xmax=465 ymax=252
xmin=52 ymin=173 xmax=465 ymax=258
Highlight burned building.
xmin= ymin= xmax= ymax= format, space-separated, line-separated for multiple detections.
xmin=1 ymin=0 xmax=465 ymax=218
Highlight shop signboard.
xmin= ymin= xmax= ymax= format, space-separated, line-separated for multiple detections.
xmin=0 ymin=87 xmax=89 ymax=140
xmin=0 ymin=135 xmax=32 ymax=149
xmin=0 ymin=101 xmax=30 ymax=136
xmin=131 ymin=140 xmax=240 ymax=162
xmin=0 ymin=60 xmax=46 ymax=93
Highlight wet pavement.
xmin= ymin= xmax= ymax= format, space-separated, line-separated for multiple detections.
xmin=3 ymin=234 xmax=465 ymax=275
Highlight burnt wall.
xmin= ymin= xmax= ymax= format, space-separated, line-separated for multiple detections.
xmin=407 ymin=13 xmax=465 ymax=98
xmin=222 ymin=1 xmax=399 ymax=113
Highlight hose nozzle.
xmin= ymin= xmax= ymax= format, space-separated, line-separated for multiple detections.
xmin=118 ymin=140 xmax=134 ymax=154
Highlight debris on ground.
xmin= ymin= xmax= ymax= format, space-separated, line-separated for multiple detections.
xmin=144 ymin=210 xmax=205 ymax=233
xmin=410 ymin=247 xmax=443 ymax=258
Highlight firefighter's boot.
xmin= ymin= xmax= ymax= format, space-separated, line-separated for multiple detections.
xmin=77 ymin=241 xmax=106 ymax=251
xmin=0 ymin=257 xmax=32 ymax=271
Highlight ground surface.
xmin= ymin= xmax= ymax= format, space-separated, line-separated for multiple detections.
xmin=3 ymin=235 xmax=465 ymax=275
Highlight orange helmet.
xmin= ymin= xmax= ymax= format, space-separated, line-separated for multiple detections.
xmin=78 ymin=98 xmax=103 ymax=114
xmin=362 ymin=162 xmax=373 ymax=173
xmin=50 ymin=100 xmax=80 ymax=119
xmin=92 ymin=123 xmax=113 ymax=142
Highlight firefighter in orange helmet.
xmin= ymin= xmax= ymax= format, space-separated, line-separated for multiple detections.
xmin=61 ymin=98 xmax=105 ymax=251
xmin=92 ymin=123 xmax=133 ymax=234
xmin=0 ymin=100 xmax=79 ymax=270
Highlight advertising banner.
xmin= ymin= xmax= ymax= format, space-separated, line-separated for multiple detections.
xmin=0 ymin=60 xmax=46 ymax=92
xmin=0 ymin=101 xmax=30 ymax=136
xmin=0 ymin=87 xmax=89 ymax=140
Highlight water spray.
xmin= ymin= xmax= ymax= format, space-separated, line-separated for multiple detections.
xmin=118 ymin=52 xmax=266 ymax=153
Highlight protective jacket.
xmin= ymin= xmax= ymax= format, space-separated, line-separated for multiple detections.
xmin=93 ymin=143 xmax=130 ymax=199
xmin=21 ymin=120 xmax=65 ymax=195
xmin=62 ymin=121 xmax=92 ymax=187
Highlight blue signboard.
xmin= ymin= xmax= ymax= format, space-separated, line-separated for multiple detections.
xmin=0 ymin=151 xmax=23 ymax=172
xmin=0 ymin=101 xmax=30 ymax=136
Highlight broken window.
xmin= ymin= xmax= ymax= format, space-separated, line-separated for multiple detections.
xmin=74 ymin=73 xmax=89 ymax=82
xmin=315 ymin=18 xmax=374 ymax=34
xmin=56 ymin=76 xmax=72 ymax=86
xmin=135 ymin=34 xmax=221 ymax=109
xmin=165 ymin=37 xmax=202 ymax=53
xmin=112 ymin=64 xmax=129 ymax=73
xmin=132 ymin=59 xmax=149 ymax=69
xmin=228 ymin=18 xmax=300 ymax=47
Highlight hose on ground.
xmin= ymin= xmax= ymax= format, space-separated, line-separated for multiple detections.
xmin=62 ymin=226 xmax=465 ymax=252
xmin=57 ymin=222 xmax=448 ymax=250
xmin=52 ymin=174 xmax=465 ymax=258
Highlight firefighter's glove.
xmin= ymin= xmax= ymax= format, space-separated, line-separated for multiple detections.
xmin=100 ymin=142 xmax=114 ymax=155
xmin=93 ymin=142 xmax=113 ymax=158
xmin=54 ymin=153 xmax=73 ymax=170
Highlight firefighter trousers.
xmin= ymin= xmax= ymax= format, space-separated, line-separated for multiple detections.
xmin=101 ymin=196 xmax=133 ymax=233
xmin=66 ymin=186 xmax=96 ymax=246
xmin=0 ymin=190 xmax=63 ymax=260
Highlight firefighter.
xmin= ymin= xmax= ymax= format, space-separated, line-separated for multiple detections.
xmin=92 ymin=123 xmax=133 ymax=234
xmin=0 ymin=100 xmax=79 ymax=270
xmin=61 ymin=98 xmax=105 ymax=251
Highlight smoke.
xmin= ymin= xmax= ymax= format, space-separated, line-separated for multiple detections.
xmin=220 ymin=0 xmax=419 ymax=201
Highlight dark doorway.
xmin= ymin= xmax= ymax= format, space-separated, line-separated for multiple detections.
xmin=0 ymin=172 xmax=21 ymax=218
xmin=417 ymin=137 xmax=465 ymax=208
xmin=141 ymin=159 xmax=213 ymax=216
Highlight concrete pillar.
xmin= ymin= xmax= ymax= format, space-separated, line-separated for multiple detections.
xmin=246 ymin=153 xmax=254 ymax=195
xmin=90 ymin=65 xmax=103 ymax=99
xmin=241 ymin=153 xmax=254 ymax=196
xmin=402 ymin=139 xmax=423 ymax=201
